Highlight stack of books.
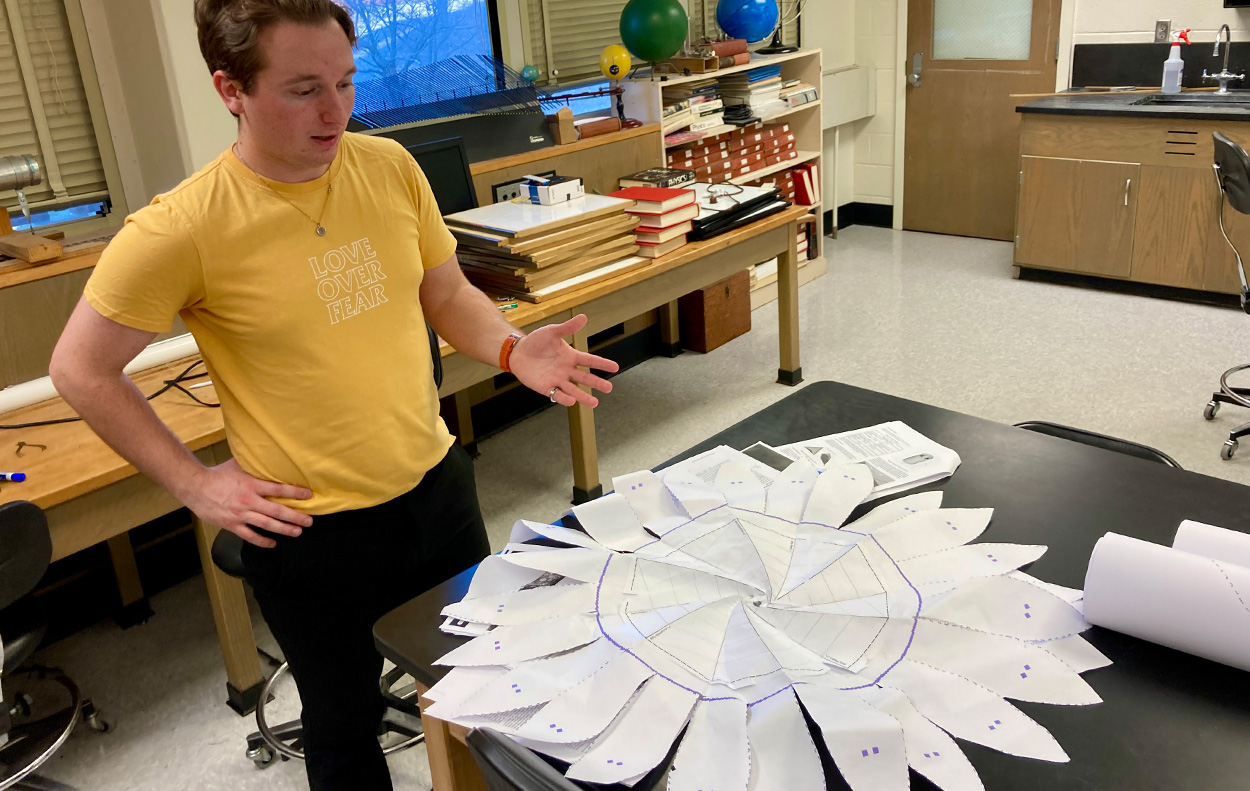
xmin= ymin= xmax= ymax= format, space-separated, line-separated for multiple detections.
xmin=779 ymin=79 xmax=819 ymax=108
xmin=666 ymin=121 xmax=797 ymax=184
xmin=609 ymin=186 xmax=698 ymax=259
xmin=718 ymin=65 xmax=787 ymax=119
xmin=660 ymin=99 xmax=692 ymax=135
xmin=444 ymin=195 xmax=646 ymax=302
xmin=661 ymin=79 xmax=723 ymax=135
xmin=617 ymin=167 xmax=696 ymax=189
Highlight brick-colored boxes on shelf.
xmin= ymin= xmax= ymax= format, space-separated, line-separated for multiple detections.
xmin=666 ymin=122 xmax=796 ymax=184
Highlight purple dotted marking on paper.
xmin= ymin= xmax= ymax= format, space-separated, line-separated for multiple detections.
xmin=497 ymin=604 xmax=505 ymax=612
xmin=547 ymin=724 xmax=564 ymax=733
xmin=1020 ymin=664 xmax=1031 ymax=679
xmin=630 ymin=484 xmax=641 ymax=490
xmin=947 ymin=520 xmax=956 ymax=530
xmin=493 ymin=640 xmax=501 ymax=650
xmin=606 ymin=759 xmax=624 ymax=766
xmin=512 ymin=684 xmax=521 ymax=693
xmin=987 ymin=553 xmax=998 ymax=563
xmin=860 ymin=747 xmax=880 ymax=757
xmin=989 ymin=719 xmax=1002 ymax=731
xmin=1024 ymin=603 xmax=1032 ymax=619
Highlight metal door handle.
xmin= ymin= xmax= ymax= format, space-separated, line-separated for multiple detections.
xmin=908 ymin=53 xmax=923 ymax=87
xmin=1124 ymin=178 xmax=1131 ymax=206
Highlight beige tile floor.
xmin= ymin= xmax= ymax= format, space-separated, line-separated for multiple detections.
xmin=26 ymin=226 xmax=1250 ymax=789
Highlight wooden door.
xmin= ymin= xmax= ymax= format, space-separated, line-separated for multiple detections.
xmin=1131 ymin=166 xmax=1217 ymax=290
xmin=1016 ymin=156 xmax=1138 ymax=277
xmin=903 ymin=0 xmax=1063 ymax=241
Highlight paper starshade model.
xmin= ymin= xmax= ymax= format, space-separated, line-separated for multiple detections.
xmin=426 ymin=446 xmax=1110 ymax=791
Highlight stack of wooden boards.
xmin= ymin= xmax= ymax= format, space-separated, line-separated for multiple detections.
xmin=666 ymin=122 xmax=797 ymax=184
xmin=444 ymin=195 xmax=646 ymax=303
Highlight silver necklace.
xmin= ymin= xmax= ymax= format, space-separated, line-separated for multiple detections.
xmin=234 ymin=144 xmax=334 ymax=236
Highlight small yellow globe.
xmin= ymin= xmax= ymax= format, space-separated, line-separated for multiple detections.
xmin=599 ymin=44 xmax=632 ymax=81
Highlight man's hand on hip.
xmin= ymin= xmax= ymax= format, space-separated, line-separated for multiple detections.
xmin=187 ymin=458 xmax=314 ymax=548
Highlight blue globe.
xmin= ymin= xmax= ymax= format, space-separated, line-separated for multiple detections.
xmin=716 ymin=0 xmax=779 ymax=44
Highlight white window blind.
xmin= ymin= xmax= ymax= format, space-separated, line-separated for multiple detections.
xmin=0 ymin=0 xmax=108 ymax=213
xmin=526 ymin=0 xmax=799 ymax=85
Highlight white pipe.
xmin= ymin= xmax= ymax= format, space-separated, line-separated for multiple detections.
xmin=0 ymin=334 xmax=200 ymax=415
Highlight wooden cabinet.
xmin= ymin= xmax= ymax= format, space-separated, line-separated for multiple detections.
xmin=1015 ymin=114 xmax=1250 ymax=294
xmin=1016 ymin=156 xmax=1138 ymax=278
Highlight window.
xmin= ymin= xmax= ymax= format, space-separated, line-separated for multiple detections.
xmin=342 ymin=0 xmax=500 ymax=85
xmin=0 ymin=0 xmax=124 ymax=230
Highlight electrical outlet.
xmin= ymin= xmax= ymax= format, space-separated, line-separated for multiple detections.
xmin=491 ymin=170 xmax=557 ymax=204
xmin=1155 ymin=20 xmax=1171 ymax=44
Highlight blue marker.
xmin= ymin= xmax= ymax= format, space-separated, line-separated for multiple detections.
xmin=0 ymin=472 xmax=26 ymax=482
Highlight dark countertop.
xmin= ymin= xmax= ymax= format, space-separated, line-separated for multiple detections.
xmin=1018 ymin=90 xmax=1250 ymax=121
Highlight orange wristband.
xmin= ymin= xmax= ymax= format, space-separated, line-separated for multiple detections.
xmin=499 ymin=332 xmax=525 ymax=373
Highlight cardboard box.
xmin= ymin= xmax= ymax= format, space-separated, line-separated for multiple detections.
xmin=678 ymin=269 xmax=752 ymax=353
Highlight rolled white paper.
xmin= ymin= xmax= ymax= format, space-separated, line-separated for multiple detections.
xmin=1174 ymin=519 xmax=1250 ymax=569
xmin=1084 ymin=532 xmax=1250 ymax=672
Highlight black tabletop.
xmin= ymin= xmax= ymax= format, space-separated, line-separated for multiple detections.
xmin=375 ymin=381 xmax=1250 ymax=791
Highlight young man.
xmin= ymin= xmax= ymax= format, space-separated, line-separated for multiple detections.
xmin=49 ymin=1 xmax=618 ymax=788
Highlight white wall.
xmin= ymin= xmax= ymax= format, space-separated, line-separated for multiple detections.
xmin=1073 ymin=1 xmax=1250 ymax=44
xmin=804 ymin=0 xmax=858 ymax=209
xmin=153 ymin=0 xmax=238 ymax=171
xmin=852 ymin=0 xmax=898 ymax=206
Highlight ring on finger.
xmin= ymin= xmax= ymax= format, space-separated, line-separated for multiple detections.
xmin=549 ymin=386 xmax=560 ymax=403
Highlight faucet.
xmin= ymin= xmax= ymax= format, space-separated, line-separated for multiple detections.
xmin=1204 ymin=24 xmax=1245 ymax=94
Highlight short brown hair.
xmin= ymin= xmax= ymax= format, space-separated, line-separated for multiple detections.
xmin=195 ymin=0 xmax=357 ymax=93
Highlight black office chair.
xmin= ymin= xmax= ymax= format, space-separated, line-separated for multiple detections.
xmin=1203 ymin=131 xmax=1250 ymax=459
xmin=0 ymin=501 xmax=108 ymax=791
xmin=465 ymin=728 xmax=580 ymax=791
xmin=210 ymin=325 xmax=442 ymax=768
xmin=1014 ymin=421 xmax=1182 ymax=469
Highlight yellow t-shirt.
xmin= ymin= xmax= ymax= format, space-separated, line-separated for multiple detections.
xmin=84 ymin=133 xmax=458 ymax=514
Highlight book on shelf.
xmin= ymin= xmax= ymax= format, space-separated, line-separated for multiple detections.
xmin=635 ymin=221 xmax=692 ymax=244
xmin=618 ymin=167 xmax=697 ymax=189
xmin=661 ymin=108 xmax=693 ymax=134
xmin=636 ymin=235 xmax=688 ymax=258
xmin=664 ymin=128 xmax=707 ymax=147
xmin=690 ymin=97 xmax=724 ymax=113
xmin=635 ymin=202 xmax=699 ymax=229
xmin=661 ymin=99 xmax=690 ymax=118
xmin=689 ymin=114 xmax=725 ymax=132
xmin=608 ymin=186 xmax=697 ymax=215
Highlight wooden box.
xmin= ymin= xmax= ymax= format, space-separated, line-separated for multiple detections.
xmin=678 ymin=269 xmax=751 ymax=353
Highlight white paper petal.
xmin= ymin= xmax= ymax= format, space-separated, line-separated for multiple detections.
xmin=843 ymin=491 xmax=945 ymax=534
xmin=441 ymin=582 xmax=595 ymax=626
xmin=801 ymin=462 xmax=875 ymax=528
xmin=717 ymin=461 xmax=768 ymax=512
xmin=456 ymin=639 xmax=624 ymax=716
xmin=907 ymin=620 xmax=1101 ymax=705
xmin=897 ymin=543 xmax=1047 ymax=589
xmin=872 ymin=508 xmax=993 ymax=561
xmin=566 ymin=677 xmax=698 ymax=784
xmin=1035 ymin=634 xmax=1111 ymax=673
xmin=745 ymin=688 xmax=826 ymax=791
xmin=572 ymin=491 xmax=656 ymax=551
xmin=463 ymin=554 xmax=545 ymax=599
xmin=503 ymin=547 xmax=612 ymax=583
xmin=922 ymin=575 xmax=1089 ymax=642
xmin=856 ymin=686 xmax=985 ymax=791
xmin=614 ymin=470 xmax=688 ymax=529
xmin=794 ymin=683 xmax=909 ymax=791
xmin=661 ymin=470 xmax=729 ymax=518
xmin=510 ymin=519 xmax=607 ymax=550
xmin=765 ymin=462 xmax=820 ymax=522
xmin=435 ymin=616 xmax=599 ymax=667
xmin=515 ymin=651 xmax=654 ymax=744
xmin=881 ymin=660 xmax=1070 ymax=762
xmin=669 ymin=698 xmax=750 ymax=791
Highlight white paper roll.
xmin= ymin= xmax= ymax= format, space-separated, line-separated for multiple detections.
xmin=1174 ymin=520 xmax=1250 ymax=568
xmin=1083 ymin=532 xmax=1250 ymax=672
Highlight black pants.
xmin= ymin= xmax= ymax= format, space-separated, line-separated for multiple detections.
xmin=240 ymin=444 xmax=490 ymax=791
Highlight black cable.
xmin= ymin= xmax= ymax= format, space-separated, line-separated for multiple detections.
xmin=0 ymin=359 xmax=220 ymax=431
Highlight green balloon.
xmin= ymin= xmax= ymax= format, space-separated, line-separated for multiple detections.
xmin=619 ymin=0 xmax=688 ymax=63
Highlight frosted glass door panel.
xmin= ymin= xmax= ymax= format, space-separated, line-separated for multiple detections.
xmin=933 ymin=0 xmax=1032 ymax=60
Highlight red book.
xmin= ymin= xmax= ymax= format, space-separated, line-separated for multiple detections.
xmin=608 ymin=187 xmax=696 ymax=214
xmin=636 ymin=203 xmax=699 ymax=230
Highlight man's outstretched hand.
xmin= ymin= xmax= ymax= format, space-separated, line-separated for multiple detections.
xmin=508 ymin=314 xmax=620 ymax=408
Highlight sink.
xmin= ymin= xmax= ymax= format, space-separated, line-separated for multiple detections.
xmin=1133 ymin=92 xmax=1250 ymax=106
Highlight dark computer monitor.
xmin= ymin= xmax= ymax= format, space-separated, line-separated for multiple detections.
xmin=402 ymin=137 xmax=478 ymax=215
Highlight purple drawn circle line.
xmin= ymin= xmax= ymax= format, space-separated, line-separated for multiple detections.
xmin=590 ymin=516 xmax=923 ymax=706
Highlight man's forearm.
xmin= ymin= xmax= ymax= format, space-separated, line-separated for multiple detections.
xmin=54 ymin=369 xmax=208 ymax=503
xmin=425 ymin=277 xmax=522 ymax=367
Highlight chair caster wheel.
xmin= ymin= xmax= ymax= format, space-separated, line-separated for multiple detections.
xmin=247 ymin=744 xmax=276 ymax=769
xmin=81 ymin=700 xmax=110 ymax=732
xmin=1205 ymin=401 xmax=1221 ymax=420
xmin=1222 ymin=439 xmax=1238 ymax=460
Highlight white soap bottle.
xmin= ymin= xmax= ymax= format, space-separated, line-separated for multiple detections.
xmin=1162 ymin=28 xmax=1190 ymax=94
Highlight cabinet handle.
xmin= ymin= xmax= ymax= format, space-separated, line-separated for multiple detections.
xmin=1124 ymin=178 xmax=1131 ymax=206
